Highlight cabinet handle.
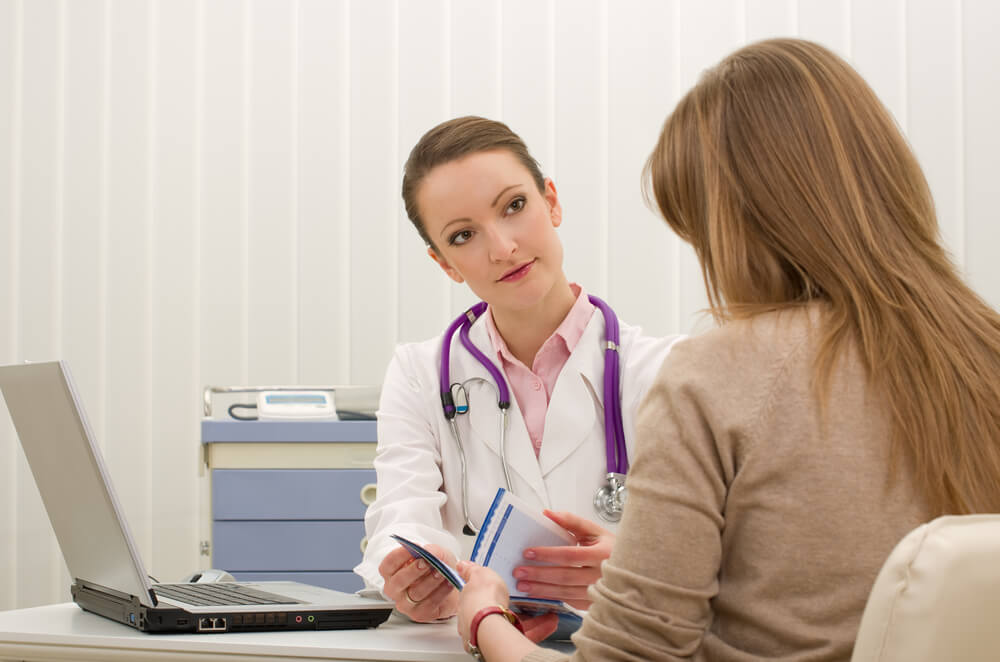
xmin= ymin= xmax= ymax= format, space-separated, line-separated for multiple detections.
xmin=360 ymin=536 xmax=369 ymax=554
xmin=360 ymin=483 xmax=377 ymax=505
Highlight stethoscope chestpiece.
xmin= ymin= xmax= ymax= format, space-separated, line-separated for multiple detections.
xmin=594 ymin=472 xmax=627 ymax=523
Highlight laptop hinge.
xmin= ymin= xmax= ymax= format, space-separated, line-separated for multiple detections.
xmin=76 ymin=578 xmax=157 ymax=608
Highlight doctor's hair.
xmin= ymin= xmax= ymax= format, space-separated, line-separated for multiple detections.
xmin=643 ymin=37 xmax=1000 ymax=516
xmin=402 ymin=116 xmax=545 ymax=251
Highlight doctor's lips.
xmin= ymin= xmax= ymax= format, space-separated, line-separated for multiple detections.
xmin=498 ymin=260 xmax=535 ymax=283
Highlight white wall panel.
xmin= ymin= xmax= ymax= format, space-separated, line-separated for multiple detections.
xmin=501 ymin=0 xmax=553 ymax=173
xmin=298 ymin=0 xmax=351 ymax=383
xmin=745 ymin=0 xmax=795 ymax=41
xmin=397 ymin=0 xmax=452 ymax=344
xmin=0 ymin=0 xmax=19 ymax=613
xmin=200 ymin=0 xmax=248 ymax=392
xmin=907 ymin=0 xmax=963 ymax=265
xmin=676 ymin=0 xmax=742 ymax=333
xmin=16 ymin=0 xmax=64 ymax=609
xmin=554 ymin=0 xmax=608 ymax=297
xmin=349 ymin=0 xmax=397 ymax=384
xmin=448 ymin=0 xmax=501 ymax=317
xmin=963 ymin=0 xmax=1000 ymax=309
xmin=3 ymin=0 xmax=999 ymax=610
xmin=105 ymin=0 xmax=153 ymax=576
xmin=62 ymin=0 xmax=107 ymax=459
xmin=851 ymin=0 xmax=905 ymax=127
xmin=798 ymin=0 xmax=849 ymax=55
xmin=151 ymin=0 xmax=200 ymax=584
xmin=248 ymin=0 xmax=297 ymax=385
xmin=607 ymin=0 xmax=677 ymax=337
xmin=59 ymin=0 xmax=109 ymax=600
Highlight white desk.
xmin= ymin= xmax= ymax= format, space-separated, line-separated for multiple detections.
xmin=0 ymin=602 xmax=469 ymax=661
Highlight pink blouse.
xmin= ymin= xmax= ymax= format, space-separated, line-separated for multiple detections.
xmin=483 ymin=284 xmax=595 ymax=457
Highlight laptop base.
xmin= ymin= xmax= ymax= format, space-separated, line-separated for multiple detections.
xmin=72 ymin=581 xmax=393 ymax=634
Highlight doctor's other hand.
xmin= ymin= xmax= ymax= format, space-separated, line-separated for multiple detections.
xmin=379 ymin=544 xmax=459 ymax=622
xmin=456 ymin=561 xmax=558 ymax=645
xmin=514 ymin=509 xmax=615 ymax=609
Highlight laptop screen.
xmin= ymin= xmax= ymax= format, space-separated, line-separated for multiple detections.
xmin=0 ymin=361 xmax=156 ymax=606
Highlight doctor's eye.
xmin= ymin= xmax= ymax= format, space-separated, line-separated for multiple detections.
xmin=449 ymin=229 xmax=474 ymax=246
xmin=504 ymin=197 xmax=526 ymax=215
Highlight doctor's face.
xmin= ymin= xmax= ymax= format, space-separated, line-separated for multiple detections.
xmin=417 ymin=149 xmax=566 ymax=314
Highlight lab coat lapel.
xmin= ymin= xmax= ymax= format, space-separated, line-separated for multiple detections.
xmin=461 ymin=321 xmax=548 ymax=503
xmin=537 ymin=314 xmax=603 ymax=477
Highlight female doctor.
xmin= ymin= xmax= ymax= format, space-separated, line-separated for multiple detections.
xmin=353 ymin=116 xmax=681 ymax=625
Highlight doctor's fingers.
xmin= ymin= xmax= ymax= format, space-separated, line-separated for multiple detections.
xmin=513 ymin=564 xmax=602 ymax=590
xmin=523 ymin=541 xmax=612 ymax=568
xmin=515 ymin=578 xmax=594 ymax=610
xmin=379 ymin=546 xmax=421 ymax=579
xmin=543 ymin=509 xmax=612 ymax=542
xmin=397 ymin=578 xmax=458 ymax=623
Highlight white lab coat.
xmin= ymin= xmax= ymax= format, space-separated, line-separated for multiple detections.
xmin=354 ymin=310 xmax=683 ymax=591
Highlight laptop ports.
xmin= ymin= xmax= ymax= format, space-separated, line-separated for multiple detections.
xmin=197 ymin=617 xmax=227 ymax=632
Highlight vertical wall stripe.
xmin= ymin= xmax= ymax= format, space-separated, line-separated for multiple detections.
xmin=898 ymin=0 xmax=908 ymax=132
xmin=954 ymin=0 xmax=965 ymax=267
xmin=598 ymin=0 xmax=609 ymax=296
xmin=54 ymin=0 xmax=65 ymax=354
xmin=241 ymin=0 xmax=250 ymax=385
xmin=194 ymin=0 xmax=207 ymax=567
xmin=98 ymin=0 xmax=109 ymax=453
xmin=670 ymin=0 xmax=682 ymax=332
xmin=145 ymin=0 xmax=158 ymax=563
xmin=546 ymin=0 xmax=555 ymax=179
xmin=391 ymin=0 xmax=400 ymax=342
xmin=8 ymin=0 xmax=25 ymax=608
xmin=443 ymin=0 xmax=452 ymax=323
xmin=339 ymin=0 xmax=351 ymax=380
xmin=844 ymin=0 xmax=852 ymax=57
xmin=291 ymin=0 xmax=300 ymax=379
xmin=52 ymin=0 xmax=67 ymax=592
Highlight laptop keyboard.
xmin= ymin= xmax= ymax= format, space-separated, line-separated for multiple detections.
xmin=154 ymin=582 xmax=303 ymax=606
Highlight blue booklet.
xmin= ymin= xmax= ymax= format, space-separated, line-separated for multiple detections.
xmin=470 ymin=488 xmax=577 ymax=596
xmin=391 ymin=490 xmax=583 ymax=630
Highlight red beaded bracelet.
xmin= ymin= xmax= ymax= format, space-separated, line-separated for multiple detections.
xmin=468 ymin=605 xmax=524 ymax=661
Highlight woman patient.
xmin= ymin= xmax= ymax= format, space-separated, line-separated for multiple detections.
xmin=453 ymin=37 xmax=1000 ymax=661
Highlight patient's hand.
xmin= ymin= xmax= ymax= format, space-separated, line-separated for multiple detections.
xmin=512 ymin=510 xmax=614 ymax=610
xmin=379 ymin=544 xmax=459 ymax=622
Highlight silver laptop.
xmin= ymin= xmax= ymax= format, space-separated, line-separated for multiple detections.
xmin=0 ymin=360 xmax=393 ymax=633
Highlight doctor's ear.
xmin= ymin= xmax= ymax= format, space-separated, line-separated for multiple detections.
xmin=543 ymin=178 xmax=563 ymax=228
xmin=427 ymin=246 xmax=465 ymax=284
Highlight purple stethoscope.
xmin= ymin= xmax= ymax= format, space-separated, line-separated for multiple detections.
xmin=440 ymin=295 xmax=629 ymax=535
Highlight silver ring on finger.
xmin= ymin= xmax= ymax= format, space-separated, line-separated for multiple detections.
xmin=404 ymin=587 xmax=423 ymax=606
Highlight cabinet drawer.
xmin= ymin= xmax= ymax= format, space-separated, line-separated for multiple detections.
xmin=234 ymin=571 xmax=364 ymax=594
xmin=213 ymin=520 xmax=366 ymax=571
xmin=212 ymin=469 xmax=376 ymax=520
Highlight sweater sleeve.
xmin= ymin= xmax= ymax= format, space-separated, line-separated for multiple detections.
xmin=556 ymin=328 xmax=770 ymax=661
xmin=522 ymin=649 xmax=571 ymax=662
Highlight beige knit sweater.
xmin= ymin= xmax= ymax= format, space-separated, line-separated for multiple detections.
xmin=525 ymin=307 xmax=931 ymax=662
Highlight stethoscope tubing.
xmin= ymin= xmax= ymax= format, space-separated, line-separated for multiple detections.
xmin=441 ymin=295 xmax=626 ymax=474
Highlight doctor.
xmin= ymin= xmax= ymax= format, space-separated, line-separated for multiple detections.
xmin=354 ymin=116 xmax=681 ymax=624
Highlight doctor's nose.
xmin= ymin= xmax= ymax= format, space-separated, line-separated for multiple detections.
xmin=487 ymin=228 xmax=518 ymax=263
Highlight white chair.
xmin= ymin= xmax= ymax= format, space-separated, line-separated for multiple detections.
xmin=852 ymin=514 xmax=1000 ymax=662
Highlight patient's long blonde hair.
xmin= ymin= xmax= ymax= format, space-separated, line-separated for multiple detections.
xmin=644 ymin=38 xmax=1000 ymax=515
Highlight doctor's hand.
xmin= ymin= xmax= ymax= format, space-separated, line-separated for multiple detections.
xmin=514 ymin=510 xmax=615 ymax=610
xmin=379 ymin=544 xmax=459 ymax=622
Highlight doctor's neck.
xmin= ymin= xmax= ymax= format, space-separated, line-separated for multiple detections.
xmin=488 ymin=278 xmax=577 ymax=367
